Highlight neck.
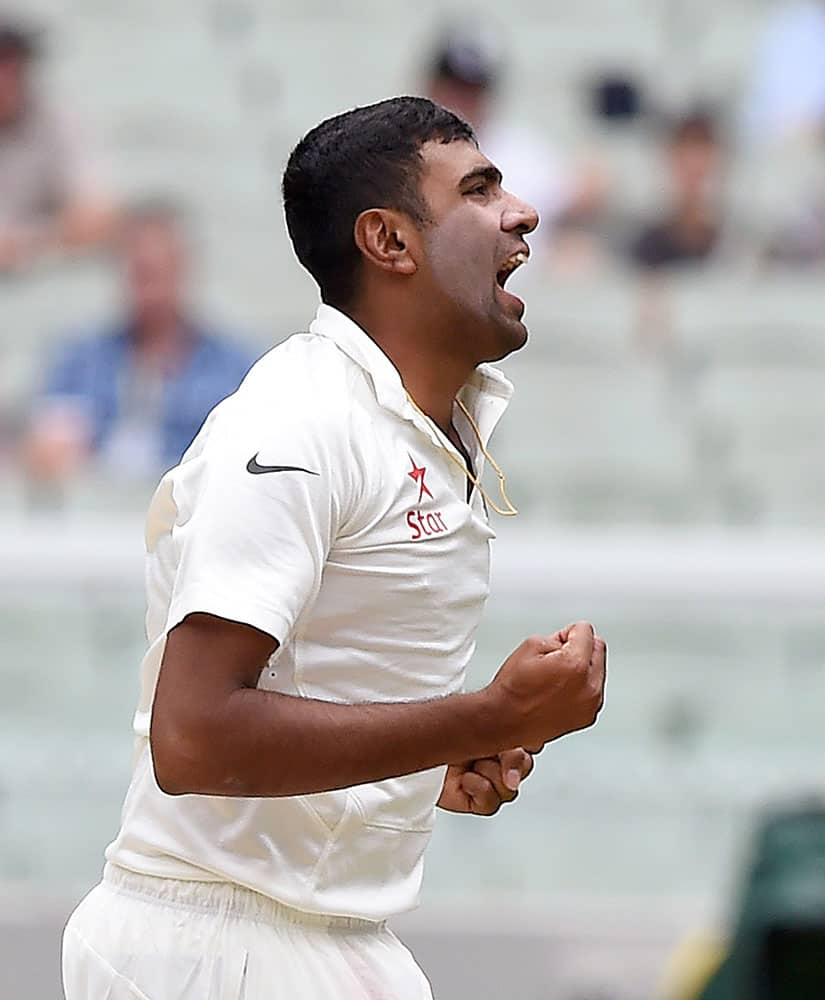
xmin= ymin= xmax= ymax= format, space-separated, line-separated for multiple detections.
xmin=131 ymin=311 xmax=190 ymax=369
xmin=344 ymin=293 xmax=475 ymax=435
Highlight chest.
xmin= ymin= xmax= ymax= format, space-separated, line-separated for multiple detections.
xmin=338 ymin=420 xmax=493 ymax=585
xmin=292 ymin=424 xmax=495 ymax=699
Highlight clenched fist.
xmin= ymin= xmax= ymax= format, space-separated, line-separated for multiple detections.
xmin=484 ymin=621 xmax=606 ymax=753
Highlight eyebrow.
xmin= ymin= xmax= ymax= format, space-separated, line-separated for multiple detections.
xmin=458 ymin=164 xmax=503 ymax=189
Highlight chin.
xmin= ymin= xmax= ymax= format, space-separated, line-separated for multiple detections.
xmin=511 ymin=319 xmax=529 ymax=350
xmin=485 ymin=318 xmax=528 ymax=362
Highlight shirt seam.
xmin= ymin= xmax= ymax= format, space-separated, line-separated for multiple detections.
xmin=166 ymin=585 xmax=293 ymax=646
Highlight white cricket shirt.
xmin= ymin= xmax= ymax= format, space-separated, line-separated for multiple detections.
xmin=105 ymin=304 xmax=513 ymax=921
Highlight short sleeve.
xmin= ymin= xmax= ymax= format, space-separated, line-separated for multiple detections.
xmin=164 ymin=392 xmax=358 ymax=646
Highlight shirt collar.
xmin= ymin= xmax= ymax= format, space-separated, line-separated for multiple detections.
xmin=308 ymin=303 xmax=513 ymax=449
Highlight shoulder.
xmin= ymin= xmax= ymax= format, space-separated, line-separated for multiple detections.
xmin=176 ymin=332 xmax=380 ymax=519
xmin=194 ymin=328 xmax=258 ymax=367
xmin=51 ymin=326 xmax=127 ymax=365
xmin=212 ymin=332 xmax=370 ymax=445
xmin=243 ymin=331 xmax=368 ymax=406
xmin=42 ymin=326 xmax=126 ymax=395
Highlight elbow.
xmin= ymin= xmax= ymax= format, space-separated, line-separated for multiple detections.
xmin=150 ymin=703 xmax=254 ymax=797
xmin=150 ymin=729 xmax=199 ymax=797
xmin=152 ymin=757 xmax=189 ymax=797
xmin=150 ymin=709 xmax=216 ymax=797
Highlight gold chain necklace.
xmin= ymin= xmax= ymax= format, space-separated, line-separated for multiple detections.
xmin=405 ymin=391 xmax=519 ymax=517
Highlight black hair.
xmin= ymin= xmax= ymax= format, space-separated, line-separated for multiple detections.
xmin=282 ymin=96 xmax=475 ymax=307
xmin=0 ymin=22 xmax=41 ymax=60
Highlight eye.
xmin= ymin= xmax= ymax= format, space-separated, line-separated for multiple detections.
xmin=466 ymin=183 xmax=489 ymax=197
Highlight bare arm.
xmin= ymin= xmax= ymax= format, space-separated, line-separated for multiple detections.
xmin=151 ymin=613 xmax=605 ymax=798
xmin=0 ymin=199 xmax=116 ymax=272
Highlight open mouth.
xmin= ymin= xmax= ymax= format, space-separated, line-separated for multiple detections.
xmin=495 ymin=250 xmax=529 ymax=290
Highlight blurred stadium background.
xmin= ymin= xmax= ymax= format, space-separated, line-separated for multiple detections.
xmin=1 ymin=1 xmax=824 ymax=998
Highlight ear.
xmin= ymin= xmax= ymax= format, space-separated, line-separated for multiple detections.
xmin=353 ymin=209 xmax=418 ymax=278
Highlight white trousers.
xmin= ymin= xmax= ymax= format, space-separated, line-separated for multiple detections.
xmin=62 ymin=864 xmax=434 ymax=999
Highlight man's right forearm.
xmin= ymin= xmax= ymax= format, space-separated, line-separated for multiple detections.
xmin=152 ymin=685 xmax=508 ymax=798
xmin=151 ymin=615 xmax=605 ymax=799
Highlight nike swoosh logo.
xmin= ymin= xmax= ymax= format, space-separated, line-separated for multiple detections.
xmin=247 ymin=454 xmax=320 ymax=476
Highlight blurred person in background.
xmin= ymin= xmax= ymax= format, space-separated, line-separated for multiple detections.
xmin=0 ymin=10 xmax=116 ymax=274
xmin=660 ymin=801 xmax=825 ymax=999
xmin=761 ymin=195 xmax=825 ymax=267
xmin=630 ymin=111 xmax=727 ymax=272
xmin=759 ymin=165 xmax=825 ymax=267
xmin=738 ymin=2 xmax=825 ymax=270
xmin=423 ymin=22 xmax=608 ymax=264
xmin=24 ymin=200 xmax=255 ymax=486
xmin=742 ymin=0 xmax=825 ymax=147
xmin=628 ymin=110 xmax=730 ymax=353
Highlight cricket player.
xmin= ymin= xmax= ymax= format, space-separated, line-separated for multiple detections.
xmin=62 ymin=96 xmax=607 ymax=999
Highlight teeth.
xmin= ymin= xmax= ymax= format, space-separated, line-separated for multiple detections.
xmin=500 ymin=251 xmax=529 ymax=274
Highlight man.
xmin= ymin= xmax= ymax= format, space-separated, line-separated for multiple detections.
xmin=631 ymin=111 xmax=725 ymax=272
xmin=0 ymin=11 xmax=115 ymax=272
xmin=629 ymin=110 xmax=727 ymax=351
xmin=62 ymin=97 xmax=606 ymax=999
xmin=25 ymin=201 xmax=255 ymax=486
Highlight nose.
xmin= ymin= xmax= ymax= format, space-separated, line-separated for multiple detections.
xmin=502 ymin=191 xmax=539 ymax=236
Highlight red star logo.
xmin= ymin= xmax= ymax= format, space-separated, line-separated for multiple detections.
xmin=407 ymin=454 xmax=433 ymax=503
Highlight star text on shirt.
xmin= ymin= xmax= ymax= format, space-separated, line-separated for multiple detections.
xmin=406 ymin=454 xmax=448 ymax=541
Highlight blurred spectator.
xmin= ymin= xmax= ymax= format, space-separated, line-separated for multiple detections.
xmin=631 ymin=112 xmax=725 ymax=272
xmin=422 ymin=23 xmax=607 ymax=253
xmin=763 ymin=197 xmax=825 ymax=267
xmin=24 ymin=200 xmax=256 ymax=486
xmin=659 ymin=932 xmax=728 ymax=1000
xmin=0 ymin=11 xmax=115 ymax=274
xmin=660 ymin=800 xmax=825 ymax=999
xmin=743 ymin=1 xmax=825 ymax=147
xmin=759 ymin=159 xmax=825 ymax=267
